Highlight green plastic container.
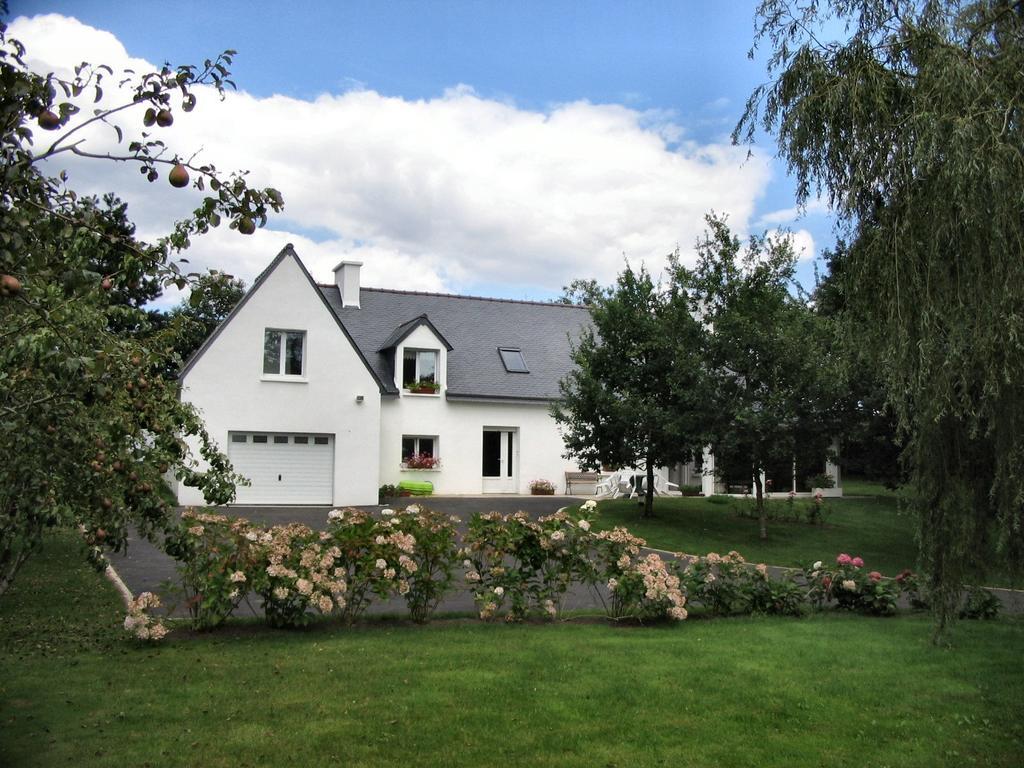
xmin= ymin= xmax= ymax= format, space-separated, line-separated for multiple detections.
xmin=398 ymin=480 xmax=433 ymax=496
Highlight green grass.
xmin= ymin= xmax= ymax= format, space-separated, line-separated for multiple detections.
xmin=2 ymin=532 xmax=1024 ymax=767
xmin=585 ymin=488 xmax=918 ymax=575
xmin=842 ymin=476 xmax=900 ymax=498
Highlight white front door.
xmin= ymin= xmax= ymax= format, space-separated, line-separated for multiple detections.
xmin=228 ymin=432 xmax=334 ymax=505
xmin=482 ymin=428 xmax=517 ymax=493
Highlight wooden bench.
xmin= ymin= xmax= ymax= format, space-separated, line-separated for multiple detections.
xmin=564 ymin=471 xmax=601 ymax=495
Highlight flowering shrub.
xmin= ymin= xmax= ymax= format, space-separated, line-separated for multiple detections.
xmin=589 ymin=521 xmax=687 ymax=621
xmin=324 ymin=508 xmax=394 ymax=623
xmin=462 ymin=503 xmax=596 ymax=620
xmin=383 ymin=504 xmax=461 ymax=623
xmin=124 ymin=591 xmax=168 ymax=641
xmin=604 ymin=551 xmax=688 ymax=622
xmin=743 ymin=564 xmax=807 ymax=616
xmin=681 ymin=552 xmax=805 ymax=616
xmin=804 ymin=553 xmax=900 ymax=615
xmin=682 ymin=551 xmax=750 ymax=615
xmin=163 ymin=509 xmax=264 ymax=630
xmin=251 ymin=522 xmax=346 ymax=628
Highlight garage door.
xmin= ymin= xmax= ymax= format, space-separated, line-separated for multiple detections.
xmin=228 ymin=432 xmax=334 ymax=505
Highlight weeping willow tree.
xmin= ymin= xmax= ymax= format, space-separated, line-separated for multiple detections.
xmin=737 ymin=0 xmax=1024 ymax=635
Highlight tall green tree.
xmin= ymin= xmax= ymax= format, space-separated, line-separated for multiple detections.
xmin=553 ymin=262 xmax=710 ymax=517
xmin=736 ymin=0 xmax=1024 ymax=633
xmin=814 ymin=241 xmax=902 ymax=488
xmin=0 ymin=18 xmax=282 ymax=595
xmin=166 ymin=270 xmax=246 ymax=369
xmin=685 ymin=215 xmax=839 ymax=539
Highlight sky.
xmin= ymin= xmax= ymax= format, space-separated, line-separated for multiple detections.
xmin=7 ymin=1 xmax=837 ymax=307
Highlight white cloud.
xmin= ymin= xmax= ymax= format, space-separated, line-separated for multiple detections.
xmin=12 ymin=13 xmax=776 ymax=301
xmin=756 ymin=197 xmax=831 ymax=228
xmin=766 ymin=228 xmax=817 ymax=263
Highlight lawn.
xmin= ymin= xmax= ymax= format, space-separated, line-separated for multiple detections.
xmin=2 ymin=532 xmax=1024 ymax=767
xmin=581 ymin=486 xmax=919 ymax=576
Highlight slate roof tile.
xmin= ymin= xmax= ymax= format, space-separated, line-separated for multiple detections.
xmin=317 ymin=285 xmax=592 ymax=400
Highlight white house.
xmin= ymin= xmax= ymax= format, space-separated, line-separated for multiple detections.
xmin=174 ymin=244 xmax=597 ymax=506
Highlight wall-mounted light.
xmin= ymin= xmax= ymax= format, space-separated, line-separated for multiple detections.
xmin=355 ymin=395 xmax=364 ymax=404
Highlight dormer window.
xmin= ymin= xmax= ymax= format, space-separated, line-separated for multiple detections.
xmin=403 ymin=348 xmax=438 ymax=386
xmin=498 ymin=347 xmax=529 ymax=373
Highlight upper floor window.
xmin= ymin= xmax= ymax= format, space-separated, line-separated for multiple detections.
xmin=403 ymin=348 xmax=438 ymax=387
xmin=264 ymin=329 xmax=305 ymax=376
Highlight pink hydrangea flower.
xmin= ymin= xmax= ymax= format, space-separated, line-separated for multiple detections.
xmin=851 ymin=557 xmax=864 ymax=568
xmin=836 ymin=553 xmax=852 ymax=565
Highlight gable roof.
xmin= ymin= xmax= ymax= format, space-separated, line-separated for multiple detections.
xmin=179 ymin=244 xmax=389 ymax=393
xmin=378 ymin=314 xmax=454 ymax=352
xmin=318 ymin=285 xmax=592 ymax=400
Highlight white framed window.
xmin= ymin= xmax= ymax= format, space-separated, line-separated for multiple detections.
xmin=403 ymin=348 xmax=438 ymax=387
xmin=263 ymin=329 xmax=305 ymax=377
xmin=401 ymin=435 xmax=439 ymax=468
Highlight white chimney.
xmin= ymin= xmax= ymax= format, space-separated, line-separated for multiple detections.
xmin=333 ymin=260 xmax=362 ymax=308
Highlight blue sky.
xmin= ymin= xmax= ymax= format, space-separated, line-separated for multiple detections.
xmin=9 ymin=1 xmax=836 ymax=301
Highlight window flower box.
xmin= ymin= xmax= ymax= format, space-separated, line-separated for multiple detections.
xmin=404 ymin=378 xmax=440 ymax=395
xmin=401 ymin=453 xmax=440 ymax=470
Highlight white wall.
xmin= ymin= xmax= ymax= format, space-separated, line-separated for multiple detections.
xmin=380 ymin=397 xmax=583 ymax=495
xmin=375 ymin=323 xmax=583 ymax=494
xmin=176 ymin=253 xmax=382 ymax=506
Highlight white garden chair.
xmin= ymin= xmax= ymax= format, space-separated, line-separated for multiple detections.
xmin=654 ymin=475 xmax=681 ymax=495
xmin=594 ymin=472 xmax=624 ymax=499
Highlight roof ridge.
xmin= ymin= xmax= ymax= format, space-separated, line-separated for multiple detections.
xmin=316 ymin=283 xmax=589 ymax=309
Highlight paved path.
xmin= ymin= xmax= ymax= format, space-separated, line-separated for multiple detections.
xmin=109 ymin=496 xmax=1024 ymax=619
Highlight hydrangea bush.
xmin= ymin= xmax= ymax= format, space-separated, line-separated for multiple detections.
xmin=804 ymin=553 xmax=901 ymax=615
xmin=325 ymin=504 xmax=462 ymax=623
xmin=123 ymin=591 xmax=168 ymax=641
xmin=601 ymin=548 xmax=688 ymax=622
xmin=380 ymin=505 xmax=461 ymax=623
xmin=151 ymin=503 xmax=964 ymax=635
xmin=324 ymin=507 xmax=395 ymax=623
xmin=681 ymin=551 xmax=751 ymax=615
xmin=163 ymin=509 xmax=264 ymax=630
xmin=462 ymin=509 xmax=589 ymax=620
xmin=743 ymin=564 xmax=806 ymax=617
xmin=251 ymin=522 xmax=347 ymax=628
xmin=681 ymin=551 xmax=805 ymax=616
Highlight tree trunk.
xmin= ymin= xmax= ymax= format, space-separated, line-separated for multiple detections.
xmin=753 ymin=459 xmax=767 ymax=540
xmin=643 ymin=462 xmax=655 ymax=518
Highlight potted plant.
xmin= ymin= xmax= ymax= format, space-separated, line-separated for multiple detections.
xmin=405 ymin=378 xmax=440 ymax=394
xmin=530 ymin=479 xmax=555 ymax=495
xmin=807 ymin=472 xmax=835 ymax=493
